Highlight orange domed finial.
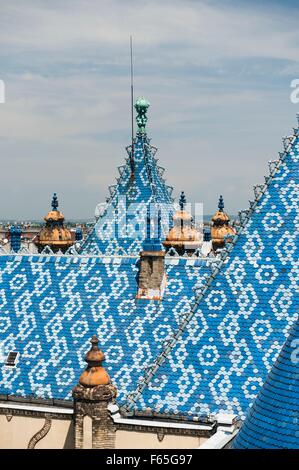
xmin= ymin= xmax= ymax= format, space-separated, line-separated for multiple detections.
xmin=211 ymin=195 xmax=236 ymax=251
xmin=35 ymin=193 xmax=74 ymax=253
xmin=79 ymin=335 xmax=111 ymax=388
xmin=163 ymin=192 xmax=202 ymax=256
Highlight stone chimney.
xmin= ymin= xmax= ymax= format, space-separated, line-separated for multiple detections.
xmin=72 ymin=335 xmax=117 ymax=449
xmin=136 ymin=206 xmax=167 ymax=300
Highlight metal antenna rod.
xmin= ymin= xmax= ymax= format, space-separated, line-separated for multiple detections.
xmin=130 ymin=35 xmax=135 ymax=176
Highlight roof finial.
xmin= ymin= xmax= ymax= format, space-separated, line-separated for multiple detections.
xmin=211 ymin=195 xmax=236 ymax=251
xmin=52 ymin=193 xmax=59 ymax=211
xmin=72 ymin=335 xmax=117 ymax=399
xmin=85 ymin=335 xmax=104 ymax=365
xmin=135 ymin=97 xmax=150 ymax=134
xmin=179 ymin=191 xmax=187 ymax=211
xmin=218 ymin=195 xmax=224 ymax=212
xmin=78 ymin=335 xmax=110 ymax=387
xmin=163 ymin=193 xmax=201 ymax=256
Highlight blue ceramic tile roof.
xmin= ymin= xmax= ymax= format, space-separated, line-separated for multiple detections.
xmin=81 ymin=133 xmax=174 ymax=256
xmin=232 ymin=315 xmax=299 ymax=449
xmin=127 ymin=129 xmax=299 ymax=420
xmin=0 ymin=253 xmax=212 ymax=403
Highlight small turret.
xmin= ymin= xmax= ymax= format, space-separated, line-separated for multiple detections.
xmin=35 ymin=193 xmax=74 ymax=253
xmin=211 ymin=195 xmax=236 ymax=251
xmin=163 ymin=192 xmax=202 ymax=256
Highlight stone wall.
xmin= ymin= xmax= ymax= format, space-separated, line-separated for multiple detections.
xmin=0 ymin=413 xmax=208 ymax=449
xmin=0 ymin=414 xmax=73 ymax=449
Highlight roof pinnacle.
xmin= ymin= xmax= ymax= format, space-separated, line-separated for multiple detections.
xmin=218 ymin=195 xmax=224 ymax=212
xmin=78 ymin=335 xmax=110 ymax=387
xmin=179 ymin=191 xmax=187 ymax=211
xmin=72 ymin=335 xmax=117 ymax=402
xmin=135 ymin=97 xmax=150 ymax=134
xmin=51 ymin=193 xmax=59 ymax=211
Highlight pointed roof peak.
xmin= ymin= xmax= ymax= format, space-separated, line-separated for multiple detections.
xmin=81 ymin=98 xmax=174 ymax=256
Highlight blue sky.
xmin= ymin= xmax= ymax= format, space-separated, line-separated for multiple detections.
xmin=0 ymin=0 xmax=299 ymax=219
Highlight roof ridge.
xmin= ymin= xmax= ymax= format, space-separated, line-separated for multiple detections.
xmin=122 ymin=120 xmax=299 ymax=413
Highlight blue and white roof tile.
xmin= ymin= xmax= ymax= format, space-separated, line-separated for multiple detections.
xmin=0 ymin=253 xmax=212 ymax=403
xmin=127 ymin=126 xmax=299 ymax=420
xmin=232 ymin=314 xmax=299 ymax=448
xmin=80 ymin=133 xmax=174 ymax=256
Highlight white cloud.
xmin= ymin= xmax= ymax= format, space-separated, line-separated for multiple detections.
xmin=0 ymin=0 xmax=298 ymax=218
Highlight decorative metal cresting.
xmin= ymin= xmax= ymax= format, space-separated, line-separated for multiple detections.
xmin=122 ymin=117 xmax=297 ymax=414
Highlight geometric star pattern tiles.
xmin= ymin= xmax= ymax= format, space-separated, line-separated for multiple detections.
xmin=0 ymin=254 xmax=212 ymax=404
xmin=80 ymin=132 xmax=174 ymax=256
xmin=128 ymin=125 xmax=299 ymax=420
xmin=232 ymin=313 xmax=299 ymax=448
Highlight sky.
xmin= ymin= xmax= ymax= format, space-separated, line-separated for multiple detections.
xmin=0 ymin=0 xmax=299 ymax=220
